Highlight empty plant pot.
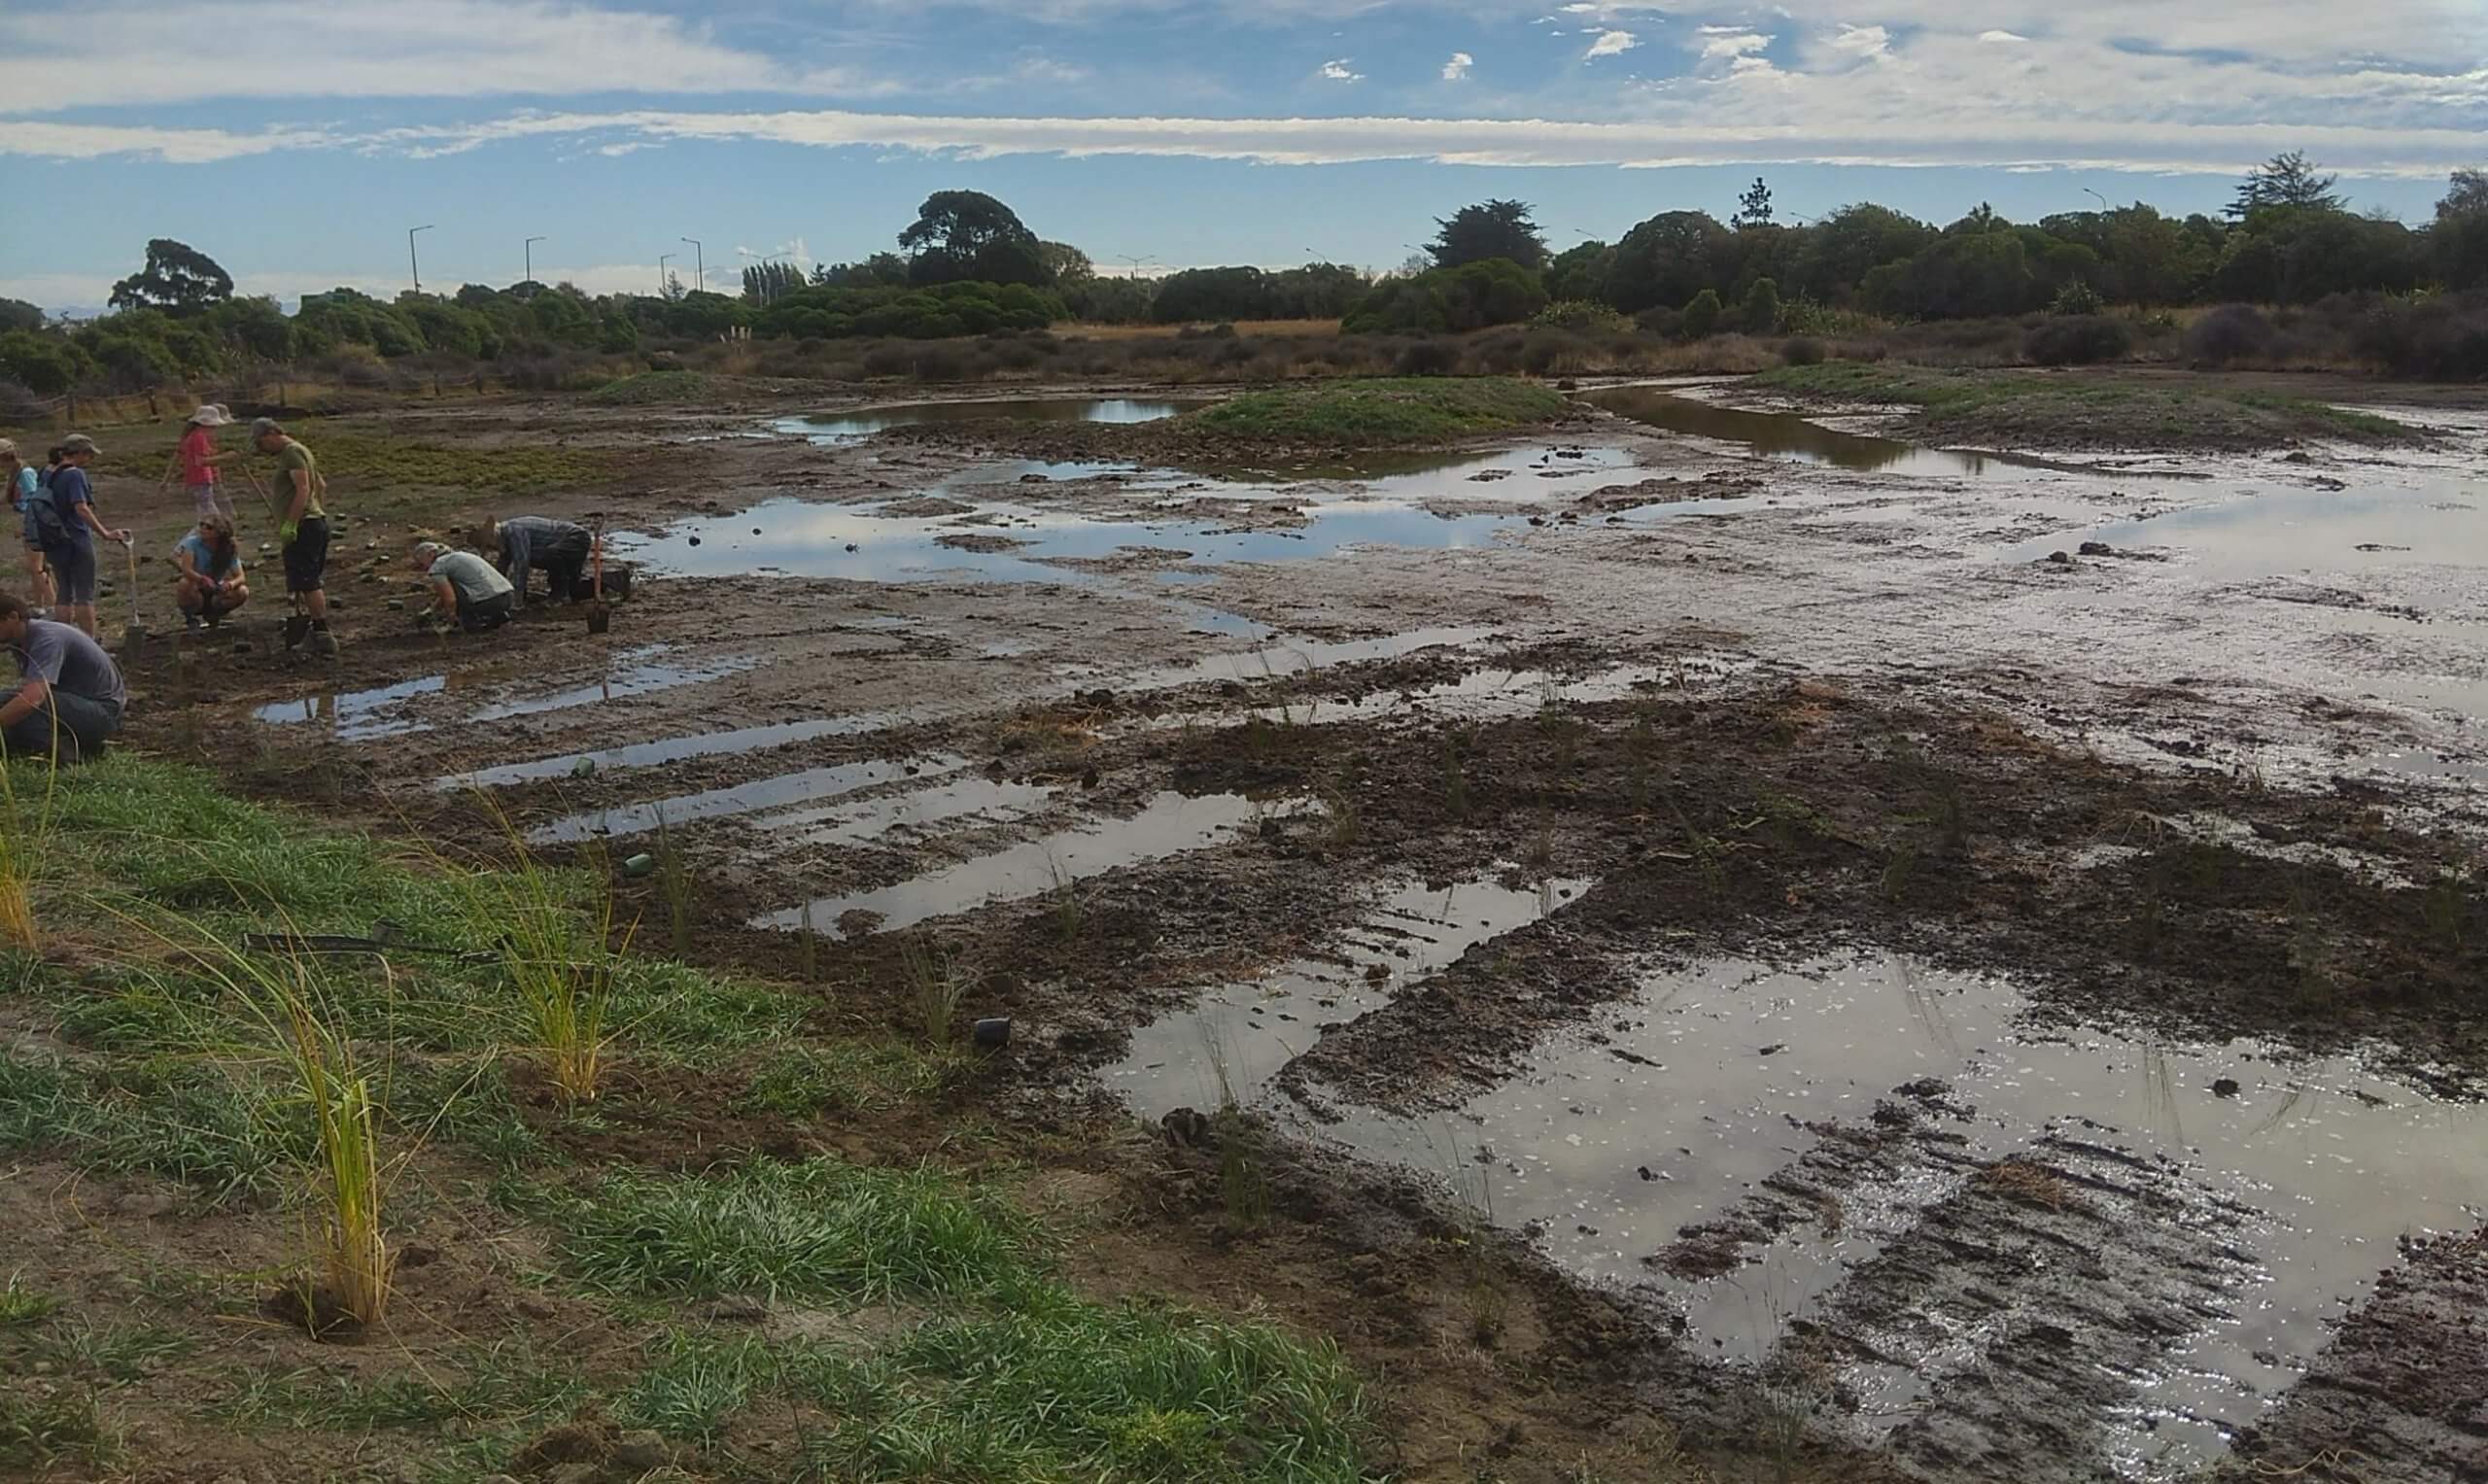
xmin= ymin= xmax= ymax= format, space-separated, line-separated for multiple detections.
xmin=972 ymin=1017 xmax=1012 ymax=1051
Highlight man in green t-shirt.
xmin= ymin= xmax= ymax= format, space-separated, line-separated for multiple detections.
xmin=250 ymin=417 xmax=335 ymax=655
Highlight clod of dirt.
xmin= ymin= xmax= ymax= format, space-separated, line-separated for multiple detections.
xmin=2212 ymin=1077 xmax=2242 ymax=1097
xmin=261 ymin=1283 xmax=364 ymax=1341
xmin=2078 ymin=541 xmax=2115 ymax=557
xmin=2044 ymin=550 xmax=2074 ymax=566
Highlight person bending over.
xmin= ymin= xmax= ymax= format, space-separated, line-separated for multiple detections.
xmin=488 ymin=515 xmax=592 ymax=607
xmin=172 ymin=515 xmax=250 ymax=628
xmin=0 ymin=591 xmax=124 ymax=763
xmin=412 ymin=540 xmax=516 ymax=632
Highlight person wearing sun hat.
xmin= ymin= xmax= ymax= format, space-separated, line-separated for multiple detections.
xmin=175 ymin=403 xmax=239 ymax=522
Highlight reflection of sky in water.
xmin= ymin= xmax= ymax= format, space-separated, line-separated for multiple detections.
xmin=775 ymin=397 xmax=1202 ymax=441
xmin=1299 ymin=953 xmax=2488 ymax=1474
xmin=1582 ymin=386 xmax=2160 ymax=479
xmin=620 ymin=496 xmax=1530 ymax=583
xmin=2005 ymin=480 xmax=2485 ymax=576
xmin=252 ymin=675 xmax=444 ymax=739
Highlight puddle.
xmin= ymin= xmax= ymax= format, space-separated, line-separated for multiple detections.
xmin=768 ymin=775 xmax=1052 ymax=849
xmin=1107 ymin=872 xmax=1591 ymax=1120
xmin=2005 ymin=481 xmax=2488 ymax=577
xmin=775 ymin=397 xmax=1202 ymax=442
xmin=253 ymin=675 xmax=446 ymax=741
xmin=1296 ymin=953 xmax=2488 ymax=1475
xmin=756 ymin=789 xmax=1281 ymax=936
xmin=1583 ymin=386 xmax=2146 ymax=479
xmin=434 ymin=711 xmax=916 ymax=790
xmin=619 ymin=497 xmax=1559 ymax=586
xmin=466 ymin=646 xmax=758 ymax=721
xmin=1117 ymin=626 xmax=1490 ymax=692
xmin=527 ymin=754 xmax=964 ymax=845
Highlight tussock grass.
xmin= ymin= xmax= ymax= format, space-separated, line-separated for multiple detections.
xmin=899 ymin=934 xmax=973 ymax=1049
xmin=1193 ymin=376 xmax=1566 ymax=444
xmin=0 ymin=1274 xmax=54 ymax=1329
xmin=0 ymin=1387 xmax=112 ymax=1470
xmin=539 ymin=1157 xmax=1035 ymax=1303
xmin=0 ymin=754 xmax=59 ymax=950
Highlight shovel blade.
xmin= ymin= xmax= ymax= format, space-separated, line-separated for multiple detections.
xmin=585 ymin=604 xmax=610 ymax=636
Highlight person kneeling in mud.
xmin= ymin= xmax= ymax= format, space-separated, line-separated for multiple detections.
xmin=412 ymin=540 xmax=515 ymax=632
xmin=172 ymin=515 xmax=249 ymax=629
xmin=0 ymin=591 xmax=124 ymax=763
xmin=486 ymin=515 xmax=591 ymax=607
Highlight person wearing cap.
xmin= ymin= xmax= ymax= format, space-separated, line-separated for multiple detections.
xmin=486 ymin=515 xmax=592 ymax=607
xmin=0 ymin=589 xmax=124 ymax=763
xmin=0 ymin=441 xmax=49 ymax=616
xmin=250 ymin=418 xmax=335 ymax=655
xmin=411 ymin=538 xmax=515 ymax=632
xmin=175 ymin=404 xmax=240 ymax=522
xmin=38 ymin=434 xmax=131 ymax=641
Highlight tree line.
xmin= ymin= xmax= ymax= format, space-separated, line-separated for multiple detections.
xmin=5 ymin=156 xmax=2484 ymax=401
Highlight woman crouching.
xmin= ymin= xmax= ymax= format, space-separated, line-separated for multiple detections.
xmin=172 ymin=515 xmax=249 ymax=628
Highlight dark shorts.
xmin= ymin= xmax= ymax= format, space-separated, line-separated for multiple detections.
xmin=0 ymin=689 xmax=121 ymax=763
xmin=457 ymin=590 xmax=516 ymax=631
xmin=284 ymin=516 xmax=329 ymax=594
xmin=45 ymin=542 xmax=95 ymax=604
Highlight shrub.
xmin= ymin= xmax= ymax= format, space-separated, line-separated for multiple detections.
xmin=1532 ymin=299 xmax=1631 ymax=332
xmin=1780 ymin=335 xmax=1827 ymax=366
xmin=2022 ymin=315 xmax=2134 ymax=365
xmin=1744 ymin=278 xmax=1781 ymax=334
xmin=2051 ymin=279 xmax=2106 ymax=316
xmin=1394 ymin=338 xmax=1459 ymax=376
xmin=2184 ymin=303 xmax=2278 ymax=366
xmin=1680 ymin=289 xmax=1723 ymax=340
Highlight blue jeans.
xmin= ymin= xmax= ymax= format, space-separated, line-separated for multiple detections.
xmin=0 ymin=689 xmax=120 ymax=762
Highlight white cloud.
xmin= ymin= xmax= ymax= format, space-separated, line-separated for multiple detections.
xmin=1697 ymin=27 xmax=1773 ymax=60
xmin=0 ymin=0 xmax=896 ymax=113
xmin=1829 ymin=24 xmax=1890 ymax=57
xmin=1586 ymin=29 xmax=1641 ymax=58
xmin=1980 ymin=30 xmax=2029 ymax=43
xmin=1443 ymin=52 xmax=1475 ymax=80
xmin=1318 ymin=58 xmax=1365 ymax=82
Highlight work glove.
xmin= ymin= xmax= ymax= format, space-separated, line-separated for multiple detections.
xmin=279 ymin=520 xmax=299 ymax=545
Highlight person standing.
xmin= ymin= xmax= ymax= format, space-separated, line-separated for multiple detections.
xmin=0 ymin=590 xmax=124 ymax=763
xmin=0 ymin=441 xmax=49 ymax=615
xmin=411 ymin=540 xmax=516 ymax=631
xmin=486 ymin=515 xmax=591 ymax=606
xmin=175 ymin=404 xmax=239 ymax=523
xmin=35 ymin=434 xmax=130 ymax=640
xmin=250 ymin=418 xmax=334 ymax=655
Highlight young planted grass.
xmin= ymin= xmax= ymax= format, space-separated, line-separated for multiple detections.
xmin=0 ymin=752 xmax=61 ymax=949
xmin=0 ymin=1273 xmax=54 ymax=1329
xmin=0 ymin=1388 xmax=111 ymax=1471
xmin=654 ymin=811 xmax=696 ymax=956
xmin=538 ymin=1156 xmax=1035 ymax=1303
xmin=737 ymin=1040 xmax=956 ymax=1120
xmin=490 ymin=837 xmax=626 ymax=1105
xmin=899 ymin=933 xmax=973 ymax=1049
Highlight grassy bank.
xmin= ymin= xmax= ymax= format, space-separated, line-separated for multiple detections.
xmin=1751 ymin=362 xmax=2420 ymax=451
xmin=1191 ymin=376 xmax=1569 ymax=444
xmin=0 ymin=758 xmax=1374 ymax=1481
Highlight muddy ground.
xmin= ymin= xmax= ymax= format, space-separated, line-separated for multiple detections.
xmin=49 ymin=368 xmax=2488 ymax=1479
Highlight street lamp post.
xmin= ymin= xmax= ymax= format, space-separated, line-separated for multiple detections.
xmin=659 ymin=253 xmax=674 ymax=297
xmin=524 ymin=235 xmax=545 ymax=287
xmin=680 ymin=237 xmax=704 ymax=293
xmin=1116 ymin=254 xmax=1156 ymax=280
xmin=408 ymin=224 xmax=435 ymax=293
xmin=2084 ymin=188 xmax=2110 ymax=212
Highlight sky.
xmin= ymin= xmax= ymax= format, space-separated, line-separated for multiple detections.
xmin=2 ymin=0 xmax=2483 ymax=314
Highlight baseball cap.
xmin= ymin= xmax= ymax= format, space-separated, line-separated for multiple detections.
xmin=60 ymin=433 xmax=99 ymax=456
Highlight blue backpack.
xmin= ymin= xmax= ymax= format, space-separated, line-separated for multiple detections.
xmin=24 ymin=468 xmax=71 ymax=549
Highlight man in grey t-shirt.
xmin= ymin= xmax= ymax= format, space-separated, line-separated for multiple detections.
xmin=411 ymin=541 xmax=516 ymax=632
xmin=0 ymin=590 xmax=125 ymax=761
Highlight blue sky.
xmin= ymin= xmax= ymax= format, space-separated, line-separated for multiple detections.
xmin=2 ymin=0 xmax=2482 ymax=313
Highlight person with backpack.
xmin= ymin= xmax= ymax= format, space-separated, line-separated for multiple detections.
xmin=171 ymin=514 xmax=249 ymax=628
xmin=175 ymin=405 xmax=240 ymax=522
xmin=251 ymin=418 xmax=335 ymax=655
xmin=0 ymin=441 xmax=50 ymax=616
xmin=0 ymin=589 xmax=124 ymax=763
xmin=35 ymin=434 xmax=130 ymax=640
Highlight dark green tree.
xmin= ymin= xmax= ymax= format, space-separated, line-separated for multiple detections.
xmin=1733 ymin=177 xmax=1774 ymax=229
xmin=1743 ymin=277 xmax=1780 ymax=333
xmin=107 ymin=238 xmax=234 ymax=315
xmin=0 ymin=299 xmax=43 ymax=334
xmin=2436 ymin=167 xmax=2488 ymax=289
xmin=899 ymin=190 xmax=1048 ymax=286
xmin=2229 ymin=151 xmax=2343 ymax=221
xmin=1680 ymin=288 xmax=1722 ymax=339
xmin=1606 ymin=211 xmax=1731 ymax=313
xmin=1429 ymin=199 xmax=1548 ymax=271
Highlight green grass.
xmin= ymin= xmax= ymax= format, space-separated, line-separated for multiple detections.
xmin=12 ymin=1317 xmax=195 ymax=1384
xmin=215 ymin=1340 xmax=587 ymax=1432
xmin=0 ymin=1274 xmax=55 ymax=1329
xmin=736 ymin=1041 xmax=956 ymax=1119
xmin=1750 ymin=362 xmax=2419 ymax=449
xmin=1192 ymin=377 xmax=1566 ymax=444
xmin=537 ymin=1156 xmax=1035 ymax=1303
xmin=0 ymin=1388 xmax=111 ymax=1470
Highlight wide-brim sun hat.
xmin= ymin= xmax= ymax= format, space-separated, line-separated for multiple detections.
xmin=188 ymin=405 xmax=231 ymax=427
